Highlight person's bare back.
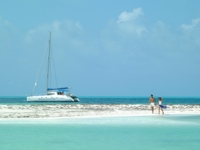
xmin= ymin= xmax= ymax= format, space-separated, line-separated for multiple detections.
xmin=149 ymin=97 xmax=155 ymax=103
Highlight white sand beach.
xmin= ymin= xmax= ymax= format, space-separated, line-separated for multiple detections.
xmin=0 ymin=104 xmax=200 ymax=118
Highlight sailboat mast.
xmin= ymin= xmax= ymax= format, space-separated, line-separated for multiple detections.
xmin=47 ymin=32 xmax=51 ymax=94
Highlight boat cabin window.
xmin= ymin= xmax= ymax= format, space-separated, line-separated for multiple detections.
xmin=47 ymin=92 xmax=56 ymax=95
xmin=57 ymin=92 xmax=64 ymax=95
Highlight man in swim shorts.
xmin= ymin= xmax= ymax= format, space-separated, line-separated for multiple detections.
xmin=149 ymin=94 xmax=155 ymax=114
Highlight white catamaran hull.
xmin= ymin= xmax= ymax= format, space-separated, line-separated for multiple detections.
xmin=27 ymin=95 xmax=74 ymax=102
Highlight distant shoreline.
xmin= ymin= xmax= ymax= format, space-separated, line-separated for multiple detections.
xmin=0 ymin=104 xmax=200 ymax=118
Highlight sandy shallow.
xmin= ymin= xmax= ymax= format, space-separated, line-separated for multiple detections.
xmin=0 ymin=104 xmax=200 ymax=118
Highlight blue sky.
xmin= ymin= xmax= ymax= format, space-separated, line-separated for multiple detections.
xmin=0 ymin=0 xmax=200 ymax=96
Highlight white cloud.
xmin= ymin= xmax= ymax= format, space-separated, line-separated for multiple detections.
xmin=117 ymin=22 xmax=147 ymax=36
xmin=155 ymin=21 xmax=166 ymax=29
xmin=25 ymin=20 xmax=83 ymax=43
xmin=103 ymin=10 xmax=200 ymax=68
xmin=117 ymin=8 xmax=144 ymax=23
xmin=116 ymin=8 xmax=147 ymax=36
xmin=0 ymin=17 xmax=17 ymax=42
xmin=181 ymin=18 xmax=200 ymax=30
xmin=181 ymin=18 xmax=200 ymax=48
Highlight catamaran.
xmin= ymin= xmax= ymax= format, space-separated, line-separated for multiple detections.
xmin=27 ymin=32 xmax=79 ymax=102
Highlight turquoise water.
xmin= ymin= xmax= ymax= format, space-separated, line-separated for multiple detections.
xmin=0 ymin=115 xmax=200 ymax=150
xmin=1 ymin=96 xmax=200 ymax=104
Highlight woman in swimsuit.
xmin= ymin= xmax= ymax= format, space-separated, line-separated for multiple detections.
xmin=158 ymin=97 xmax=164 ymax=114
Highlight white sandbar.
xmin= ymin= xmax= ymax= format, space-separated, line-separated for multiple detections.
xmin=0 ymin=104 xmax=199 ymax=118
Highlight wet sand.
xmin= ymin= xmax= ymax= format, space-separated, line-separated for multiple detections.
xmin=0 ymin=104 xmax=200 ymax=118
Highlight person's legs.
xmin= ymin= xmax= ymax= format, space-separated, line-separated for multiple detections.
xmin=161 ymin=108 xmax=164 ymax=114
xmin=151 ymin=106 xmax=154 ymax=114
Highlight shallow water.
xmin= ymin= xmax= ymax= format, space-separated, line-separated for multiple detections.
xmin=0 ymin=115 xmax=200 ymax=150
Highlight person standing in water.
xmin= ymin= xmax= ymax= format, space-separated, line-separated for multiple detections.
xmin=158 ymin=97 xmax=164 ymax=114
xmin=149 ymin=94 xmax=155 ymax=114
